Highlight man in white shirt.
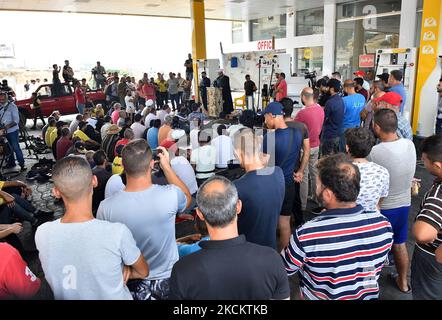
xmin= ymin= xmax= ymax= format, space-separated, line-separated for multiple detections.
xmin=35 ymin=156 xmax=148 ymax=300
xmin=69 ymin=114 xmax=83 ymax=134
xmin=144 ymin=107 xmax=159 ymax=129
xmin=157 ymin=105 xmax=171 ymax=125
xmin=212 ymin=124 xmax=235 ymax=169
xmin=130 ymin=114 xmax=146 ymax=139
xmin=191 ymin=129 xmax=216 ymax=187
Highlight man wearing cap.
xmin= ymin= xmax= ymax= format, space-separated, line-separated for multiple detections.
xmin=388 ymin=70 xmax=407 ymax=114
xmin=321 ymin=79 xmax=345 ymax=156
xmin=372 ymin=91 xmax=413 ymax=140
xmin=263 ymin=102 xmax=303 ymax=251
xmin=377 ymin=73 xmax=390 ymax=91
xmin=354 ymin=71 xmax=370 ymax=91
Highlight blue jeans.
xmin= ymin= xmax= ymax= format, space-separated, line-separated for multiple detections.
xmin=169 ymin=93 xmax=180 ymax=110
xmin=6 ymin=130 xmax=24 ymax=167
xmin=178 ymin=92 xmax=184 ymax=105
xmin=10 ymin=194 xmax=37 ymax=224
xmin=186 ymin=72 xmax=193 ymax=82
xmin=77 ymin=103 xmax=85 ymax=115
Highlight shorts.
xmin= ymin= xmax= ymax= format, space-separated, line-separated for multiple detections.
xmin=127 ymin=278 xmax=170 ymax=300
xmin=381 ymin=206 xmax=410 ymax=244
xmin=281 ymin=181 xmax=296 ymax=216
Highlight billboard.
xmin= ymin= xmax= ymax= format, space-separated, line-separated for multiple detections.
xmin=0 ymin=43 xmax=15 ymax=58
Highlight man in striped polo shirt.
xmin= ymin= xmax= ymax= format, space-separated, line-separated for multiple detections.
xmin=281 ymin=154 xmax=393 ymax=300
xmin=412 ymin=135 xmax=442 ymax=300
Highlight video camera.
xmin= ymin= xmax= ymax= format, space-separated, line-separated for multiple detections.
xmin=304 ymin=71 xmax=318 ymax=89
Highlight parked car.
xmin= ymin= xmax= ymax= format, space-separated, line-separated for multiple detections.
xmin=15 ymin=83 xmax=107 ymax=126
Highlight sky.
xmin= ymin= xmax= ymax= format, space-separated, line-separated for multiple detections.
xmin=0 ymin=11 xmax=231 ymax=75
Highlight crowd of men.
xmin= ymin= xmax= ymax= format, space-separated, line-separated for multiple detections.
xmin=0 ymin=62 xmax=442 ymax=301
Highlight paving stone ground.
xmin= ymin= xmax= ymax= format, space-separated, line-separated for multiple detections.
xmin=13 ymin=117 xmax=431 ymax=300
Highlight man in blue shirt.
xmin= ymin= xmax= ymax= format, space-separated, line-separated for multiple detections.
xmin=388 ymin=70 xmax=407 ymax=114
xmin=262 ymin=102 xmax=302 ymax=251
xmin=340 ymin=80 xmax=366 ymax=151
xmin=233 ymin=127 xmax=285 ymax=250
xmin=321 ymin=79 xmax=345 ymax=156
xmin=0 ymin=92 xmax=25 ymax=171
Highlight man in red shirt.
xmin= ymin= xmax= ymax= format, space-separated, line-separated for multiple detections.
xmin=354 ymin=77 xmax=369 ymax=101
xmin=275 ymin=73 xmax=288 ymax=102
xmin=0 ymin=243 xmax=41 ymax=299
xmin=295 ymin=87 xmax=325 ymax=207
xmin=114 ymin=128 xmax=134 ymax=157
xmin=142 ymin=80 xmax=156 ymax=108
xmin=56 ymin=127 xmax=73 ymax=160
xmin=74 ymin=81 xmax=86 ymax=115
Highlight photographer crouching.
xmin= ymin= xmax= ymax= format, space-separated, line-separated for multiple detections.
xmin=0 ymin=92 xmax=26 ymax=172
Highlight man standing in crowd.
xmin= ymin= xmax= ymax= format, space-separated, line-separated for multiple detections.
xmin=233 ymin=128 xmax=285 ymax=249
xmin=167 ymin=73 xmax=180 ymax=112
xmin=199 ymin=72 xmax=211 ymax=111
xmin=118 ymin=77 xmax=128 ymax=108
xmin=281 ymin=97 xmax=310 ymax=211
xmin=92 ymin=61 xmax=106 ymax=89
xmin=354 ymin=70 xmax=370 ymax=91
xmin=74 ymin=80 xmax=86 ymax=115
xmin=214 ymin=70 xmax=234 ymax=115
xmin=340 ymin=79 xmax=366 ymax=151
xmin=362 ymin=80 xmax=386 ymax=130
xmin=316 ymin=78 xmax=330 ymax=107
xmin=354 ymin=77 xmax=369 ymax=101
xmin=0 ymin=92 xmax=26 ymax=171
xmin=275 ymin=73 xmax=288 ymax=102
xmin=263 ymin=102 xmax=303 ymax=250
xmin=177 ymin=73 xmax=185 ymax=105
xmin=282 ymin=154 xmax=393 ymax=300
xmin=36 ymin=157 xmax=148 ymax=300
xmin=412 ymin=135 xmax=442 ymax=299
xmin=98 ymin=142 xmax=191 ymax=300
xmin=244 ymin=75 xmax=257 ymax=111
xmin=372 ymin=92 xmax=413 ymax=140
xmin=436 ymin=78 xmax=442 ymax=135
xmin=170 ymin=176 xmax=290 ymax=300
xmin=321 ymin=79 xmax=344 ymax=156
xmin=295 ymin=87 xmax=325 ymax=208
xmin=184 ymin=53 xmax=193 ymax=82
xmin=377 ymin=73 xmax=390 ymax=90
xmin=155 ymin=74 xmax=168 ymax=109
xmin=62 ymin=60 xmax=74 ymax=83
xmin=388 ymin=70 xmax=407 ymax=114
xmin=369 ymin=109 xmax=416 ymax=294
xmin=345 ymin=128 xmax=390 ymax=212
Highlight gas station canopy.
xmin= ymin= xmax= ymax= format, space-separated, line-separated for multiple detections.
xmin=0 ymin=0 xmax=337 ymax=21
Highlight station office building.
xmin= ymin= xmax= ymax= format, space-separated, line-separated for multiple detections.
xmin=223 ymin=0 xmax=424 ymax=79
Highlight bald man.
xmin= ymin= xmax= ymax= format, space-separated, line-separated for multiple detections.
xmin=170 ymin=176 xmax=290 ymax=300
xmin=35 ymin=156 xmax=148 ymax=300
xmin=295 ymin=88 xmax=325 ymax=207
xmin=340 ymin=80 xmax=366 ymax=151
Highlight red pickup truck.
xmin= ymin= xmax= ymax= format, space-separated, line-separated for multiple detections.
xmin=16 ymin=83 xmax=107 ymax=123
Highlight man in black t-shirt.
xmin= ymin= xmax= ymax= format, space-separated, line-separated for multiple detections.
xmin=170 ymin=176 xmax=290 ymax=300
xmin=244 ymin=74 xmax=257 ymax=111
xmin=184 ymin=53 xmax=193 ymax=82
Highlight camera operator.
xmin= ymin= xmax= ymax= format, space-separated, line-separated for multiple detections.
xmin=0 ymin=92 xmax=26 ymax=171
xmin=1 ymin=80 xmax=16 ymax=100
